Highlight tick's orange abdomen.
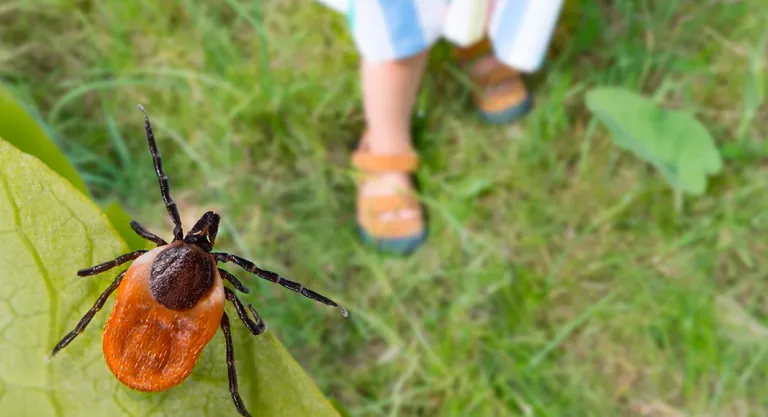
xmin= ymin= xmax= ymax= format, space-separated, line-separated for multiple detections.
xmin=102 ymin=243 xmax=225 ymax=392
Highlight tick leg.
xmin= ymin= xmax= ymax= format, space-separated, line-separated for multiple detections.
xmin=219 ymin=268 xmax=250 ymax=294
xmin=137 ymin=104 xmax=184 ymax=242
xmin=77 ymin=250 xmax=147 ymax=277
xmin=130 ymin=220 xmax=167 ymax=246
xmin=184 ymin=211 xmax=220 ymax=249
xmin=225 ymin=287 xmax=266 ymax=335
xmin=221 ymin=313 xmax=252 ymax=417
xmin=51 ymin=271 xmax=125 ymax=357
xmin=213 ymin=252 xmax=348 ymax=318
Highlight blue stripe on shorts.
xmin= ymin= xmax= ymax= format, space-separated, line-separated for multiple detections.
xmin=377 ymin=0 xmax=428 ymax=59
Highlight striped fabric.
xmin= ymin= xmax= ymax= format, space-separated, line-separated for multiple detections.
xmin=316 ymin=0 xmax=564 ymax=73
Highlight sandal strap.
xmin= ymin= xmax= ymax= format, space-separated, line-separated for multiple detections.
xmin=358 ymin=215 xmax=424 ymax=238
xmin=472 ymin=65 xmax=520 ymax=89
xmin=454 ymin=38 xmax=492 ymax=64
xmin=357 ymin=194 xmax=423 ymax=238
xmin=473 ymin=81 xmax=529 ymax=113
xmin=358 ymin=194 xmax=420 ymax=213
xmin=454 ymin=40 xmax=520 ymax=88
xmin=351 ymin=150 xmax=419 ymax=174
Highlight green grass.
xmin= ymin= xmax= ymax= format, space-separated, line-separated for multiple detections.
xmin=3 ymin=0 xmax=768 ymax=415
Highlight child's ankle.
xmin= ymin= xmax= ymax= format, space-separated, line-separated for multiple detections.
xmin=363 ymin=129 xmax=415 ymax=156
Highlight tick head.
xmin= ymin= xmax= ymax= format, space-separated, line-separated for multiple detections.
xmin=183 ymin=211 xmax=220 ymax=252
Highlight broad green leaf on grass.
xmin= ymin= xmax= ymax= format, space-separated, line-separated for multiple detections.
xmin=0 ymin=85 xmax=147 ymax=251
xmin=0 ymin=85 xmax=88 ymax=194
xmin=585 ymin=87 xmax=723 ymax=195
xmin=0 ymin=139 xmax=342 ymax=417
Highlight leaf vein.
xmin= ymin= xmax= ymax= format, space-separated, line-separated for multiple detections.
xmin=0 ymin=173 xmax=64 ymax=417
xmin=47 ymin=185 xmax=96 ymax=268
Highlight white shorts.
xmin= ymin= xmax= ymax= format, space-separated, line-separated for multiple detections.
xmin=317 ymin=0 xmax=564 ymax=73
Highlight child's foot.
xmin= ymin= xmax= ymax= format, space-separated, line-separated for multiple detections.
xmin=455 ymin=39 xmax=533 ymax=124
xmin=351 ymin=138 xmax=426 ymax=255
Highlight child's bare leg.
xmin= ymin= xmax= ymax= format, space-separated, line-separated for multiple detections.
xmin=455 ymin=39 xmax=531 ymax=125
xmin=362 ymin=51 xmax=428 ymax=154
xmin=359 ymin=51 xmax=428 ymax=222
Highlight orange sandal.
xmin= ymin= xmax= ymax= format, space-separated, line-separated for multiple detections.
xmin=351 ymin=143 xmax=427 ymax=255
xmin=455 ymin=38 xmax=533 ymax=124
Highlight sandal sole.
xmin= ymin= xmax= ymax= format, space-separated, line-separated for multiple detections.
xmin=478 ymin=93 xmax=534 ymax=125
xmin=357 ymin=224 xmax=428 ymax=256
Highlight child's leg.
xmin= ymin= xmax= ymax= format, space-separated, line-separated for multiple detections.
xmin=456 ymin=0 xmax=565 ymax=124
xmin=359 ymin=51 xmax=427 ymax=221
xmin=314 ymin=0 xmax=443 ymax=253
xmin=352 ymin=51 xmax=430 ymax=253
xmin=361 ymin=51 xmax=428 ymax=157
xmin=455 ymin=39 xmax=533 ymax=125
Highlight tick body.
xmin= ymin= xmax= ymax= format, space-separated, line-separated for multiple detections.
xmin=51 ymin=105 xmax=348 ymax=417
xmin=102 ymin=242 xmax=224 ymax=392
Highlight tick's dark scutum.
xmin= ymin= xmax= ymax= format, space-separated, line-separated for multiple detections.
xmin=150 ymin=245 xmax=215 ymax=310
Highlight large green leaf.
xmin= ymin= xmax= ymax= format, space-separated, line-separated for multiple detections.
xmin=102 ymin=199 xmax=153 ymax=251
xmin=0 ymin=84 xmax=147 ymax=251
xmin=585 ymin=87 xmax=722 ymax=195
xmin=0 ymin=138 xmax=342 ymax=417
xmin=0 ymin=86 xmax=88 ymax=194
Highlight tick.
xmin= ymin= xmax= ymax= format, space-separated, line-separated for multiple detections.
xmin=50 ymin=104 xmax=348 ymax=417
